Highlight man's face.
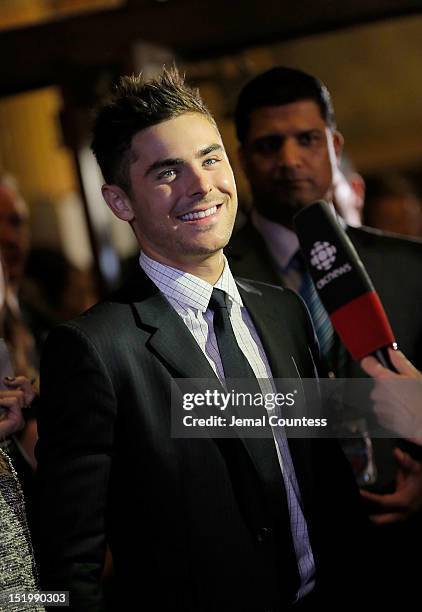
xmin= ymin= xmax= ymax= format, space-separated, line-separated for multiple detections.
xmin=239 ymin=100 xmax=343 ymax=227
xmin=0 ymin=185 xmax=30 ymax=287
xmin=104 ymin=113 xmax=237 ymax=269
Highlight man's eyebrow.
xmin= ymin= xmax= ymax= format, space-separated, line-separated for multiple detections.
xmin=144 ymin=143 xmax=223 ymax=177
xmin=299 ymin=128 xmax=324 ymax=133
xmin=197 ymin=143 xmax=223 ymax=157
xmin=144 ymin=157 xmax=184 ymax=177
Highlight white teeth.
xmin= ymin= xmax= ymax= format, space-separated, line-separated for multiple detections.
xmin=180 ymin=205 xmax=217 ymax=221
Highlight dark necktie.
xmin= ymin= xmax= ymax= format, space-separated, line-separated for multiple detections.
xmin=208 ymin=288 xmax=259 ymax=384
xmin=208 ymin=288 xmax=302 ymax=603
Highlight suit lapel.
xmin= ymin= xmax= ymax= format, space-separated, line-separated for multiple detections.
xmin=237 ymin=280 xmax=297 ymax=379
xmin=137 ymin=292 xmax=218 ymax=381
xmin=120 ymin=268 xmax=218 ymax=381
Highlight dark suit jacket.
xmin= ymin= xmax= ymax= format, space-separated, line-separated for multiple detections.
xmin=36 ymin=268 xmax=368 ymax=612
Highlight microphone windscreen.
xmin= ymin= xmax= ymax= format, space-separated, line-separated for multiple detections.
xmin=293 ymin=201 xmax=396 ymax=360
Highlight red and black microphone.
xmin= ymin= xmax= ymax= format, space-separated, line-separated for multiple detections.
xmin=293 ymin=201 xmax=398 ymax=370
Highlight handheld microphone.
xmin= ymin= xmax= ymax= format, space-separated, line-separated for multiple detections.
xmin=293 ymin=201 xmax=397 ymax=369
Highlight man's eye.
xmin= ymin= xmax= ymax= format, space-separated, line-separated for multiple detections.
xmin=253 ymin=136 xmax=283 ymax=154
xmin=203 ymin=157 xmax=219 ymax=166
xmin=157 ymin=169 xmax=176 ymax=180
xmin=298 ymin=133 xmax=319 ymax=146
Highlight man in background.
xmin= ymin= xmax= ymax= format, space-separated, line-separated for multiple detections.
xmin=228 ymin=65 xmax=422 ymax=377
xmin=226 ymin=66 xmax=422 ymax=606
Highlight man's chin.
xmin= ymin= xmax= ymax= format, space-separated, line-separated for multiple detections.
xmin=178 ymin=239 xmax=227 ymax=258
xmin=257 ymin=196 xmax=311 ymax=226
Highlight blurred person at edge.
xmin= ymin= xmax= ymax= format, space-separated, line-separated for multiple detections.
xmin=0 ymin=175 xmax=37 ymax=376
xmin=21 ymin=247 xmax=99 ymax=352
xmin=0 ymin=176 xmax=39 ymax=507
xmin=0 ymin=175 xmax=29 ymax=292
xmin=331 ymin=162 xmax=422 ymax=238
xmin=0 ymin=248 xmax=43 ymax=610
xmin=332 ymin=155 xmax=365 ymax=227
xmin=364 ymin=173 xmax=422 ymax=238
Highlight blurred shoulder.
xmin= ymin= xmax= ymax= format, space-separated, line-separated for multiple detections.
xmin=347 ymin=224 xmax=422 ymax=255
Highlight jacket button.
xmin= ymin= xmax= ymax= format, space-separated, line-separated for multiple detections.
xmin=256 ymin=527 xmax=271 ymax=543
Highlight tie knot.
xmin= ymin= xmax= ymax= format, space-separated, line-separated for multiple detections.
xmin=208 ymin=288 xmax=227 ymax=311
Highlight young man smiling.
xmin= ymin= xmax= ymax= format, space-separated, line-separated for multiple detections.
xmin=101 ymin=110 xmax=237 ymax=283
xmin=36 ymin=68 xmax=368 ymax=611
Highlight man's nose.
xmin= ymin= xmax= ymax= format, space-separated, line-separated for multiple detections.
xmin=276 ymin=139 xmax=301 ymax=168
xmin=186 ymin=168 xmax=212 ymax=198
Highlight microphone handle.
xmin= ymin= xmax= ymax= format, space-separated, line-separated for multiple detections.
xmin=372 ymin=344 xmax=399 ymax=373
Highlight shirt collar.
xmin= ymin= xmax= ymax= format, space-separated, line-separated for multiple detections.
xmin=139 ymin=251 xmax=243 ymax=313
xmin=251 ymin=202 xmax=343 ymax=270
xmin=251 ymin=209 xmax=299 ymax=270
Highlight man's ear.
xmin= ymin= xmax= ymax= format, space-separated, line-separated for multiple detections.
xmin=333 ymin=131 xmax=344 ymax=160
xmin=102 ymin=184 xmax=134 ymax=221
xmin=350 ymin=173 xmax=366 ymax=210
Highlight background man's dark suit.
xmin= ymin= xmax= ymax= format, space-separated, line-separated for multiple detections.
xmin=36 ymin=267 xmax=368 ymax=612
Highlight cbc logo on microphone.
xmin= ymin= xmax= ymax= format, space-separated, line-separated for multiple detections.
xmin=310 ymin=241 xmax=337 ymax=271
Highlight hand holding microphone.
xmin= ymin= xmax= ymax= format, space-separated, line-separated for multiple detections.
xmin=360 ymin=348 xmax=422 ymax=523
xmin=359 ymin=347 xmax=422 ymax=523
xmin=361 ymin=348 xmax=422 ymax=446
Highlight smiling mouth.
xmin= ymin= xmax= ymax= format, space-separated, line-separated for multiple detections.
xmin=178 ymin=204 xmax=220 ymax=222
